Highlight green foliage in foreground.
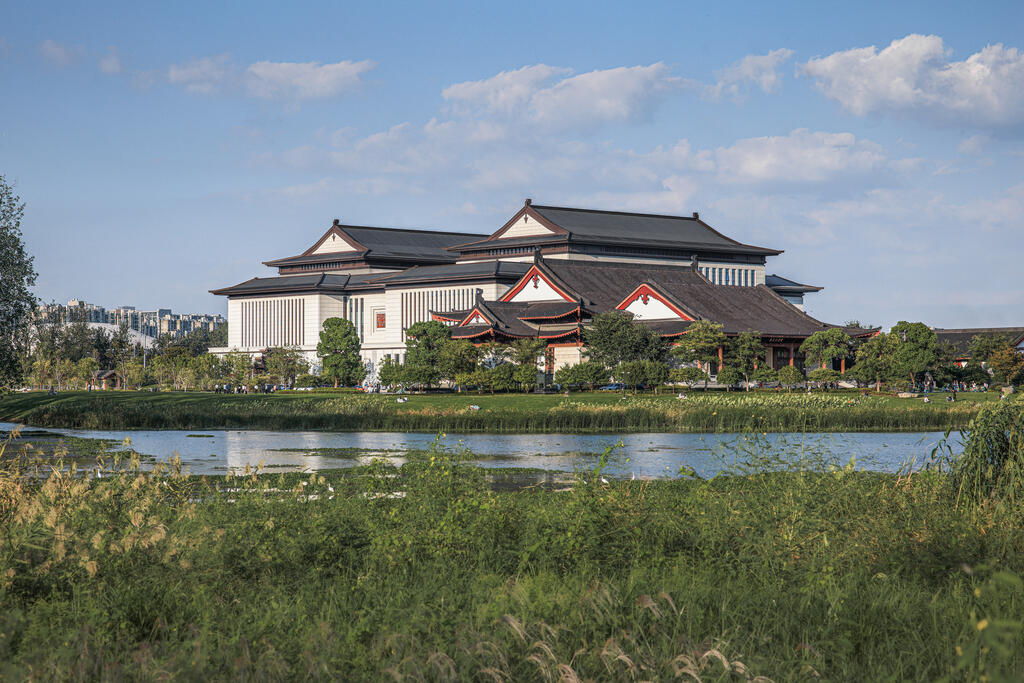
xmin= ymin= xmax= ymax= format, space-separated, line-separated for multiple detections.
xmin=2 ymin=405 xmax=1024 ymax=680
xmin=0 ymin=390 xmax=999 ymax=433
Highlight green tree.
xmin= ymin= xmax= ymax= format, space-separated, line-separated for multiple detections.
xmin=728 ymin=331 xmax=765 ymax=390
xmin=753 ymin=366 xmax=778 ymax=385
xmin=225 ymin=351 xmax=252 ymax=387
xmin=890 ymin=321 xmax=938 ymax=388
xmin=584 ymin=311 xmax=666 ymax=368
xmin=438 ymin=339 xmax=481 ymax=388
xmin=615 ymin=361 xmax=647 ymax=392
xmin=377 ymin=357 xmax=404 ymax=390
xmin=403 ymin=321 xmax=451 ymax=389
xmin=968 ymin=334 xmax=1008 ymax=364
xmin=75 ymin=357 xmax=99 ymax=389
xmin=799 ymin=329 xmax=851 ymax=371
xmin=110 ymin=323 xmax=135 ymax=390
xmin=513 ymin=364 xmax=537 ymax=391
xmin=124 ymin=358 xmax=147 ymax=389
xmin=641 ymin=360 xmax=670 ymax=392
xmin=671 ymin=320 xmax=726 ymax=389
xmin=777 ymin=365 xmax=804 ymax=391
xmin=716 ymin=366 xmax=743 ymax=390
xmin=852 ymin=333 xmax=896 ymax=392
xmin=193 ymin=354 xmax=225 ymax=390
xmin=317 ymin=318 xmax=365 ymax=388
xmin=264 ymin=347 xmax=309 ymax=387
xmin=486 ymin=364 xmax=516 ymax=393
xmin=507 ymin=339 xmax=545 ymax=391
xmin=467 ymin=367 xmax=490 ymax=393
xmin=988 ymin=344 xmax=1024 ymax=386
xmin=0 ymin=176 xmax=37 ymax=388
xmin=670 ymin=366 xmax=708 ymax=388
xmin=807 ymin=367 xmax=841 ymax=390
xmin=554 ymin=361 xmax=610 ymax=391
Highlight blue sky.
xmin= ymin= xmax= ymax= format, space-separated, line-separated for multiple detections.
xmin=3 ymin=0 xmax=1023 ymax=329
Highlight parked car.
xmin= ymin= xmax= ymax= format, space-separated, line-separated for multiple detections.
xmin=597 ymin=383 xmax=626 ymax=391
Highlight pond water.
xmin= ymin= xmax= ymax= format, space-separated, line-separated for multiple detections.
xmin=0 ymin=422 xmax=961 ymax=478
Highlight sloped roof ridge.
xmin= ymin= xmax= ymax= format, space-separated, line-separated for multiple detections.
xmin=934 ymin=326 xmax=1024 ymax=333
xmin=532 ymin=204 xmax=780 ymax=251
xmin=530 ymin=203 xmax=700 ymax=222
xmin=337 ymin=223 xmax=482 ymax=237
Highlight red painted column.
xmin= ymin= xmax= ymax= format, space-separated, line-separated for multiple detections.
xmin=717 ymin=346 xmax=723 ymax=372
xmin=788 ymin=344 xmax=795 ymax=366
xmin=840 ymin=358 xmax=846 ymax=374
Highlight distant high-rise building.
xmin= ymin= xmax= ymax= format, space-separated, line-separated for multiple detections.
xmin=37 ymin=300 xmax=225 ymax=339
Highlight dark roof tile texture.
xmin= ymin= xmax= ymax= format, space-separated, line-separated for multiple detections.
xmin=935 ymin=327 xmax=1024 ymax=356
xmin=530 ymin=205 xmax=781 ymax=255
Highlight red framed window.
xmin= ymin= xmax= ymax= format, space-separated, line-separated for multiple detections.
xmin=375 ymin=312 xmax=386 ymax=329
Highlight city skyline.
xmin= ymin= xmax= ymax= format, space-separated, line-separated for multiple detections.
xmin=3 ymin=1 xmax=1023 ymax=328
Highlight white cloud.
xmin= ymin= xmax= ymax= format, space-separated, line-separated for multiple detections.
xmin=244 ymin=60 xmax=374 ymax=99
xmin=713 ymin=129 xmax=887 ymax=184
xmin=39 ymin=39 xmax=80 ymax=66
xmin=167 ymin=55 xmax=375 ymax=99
xmin=802 ymin=34 xmax=1024 ymax=128
xmin=957 ymin=134 xmax=989 ymax=155
xmin=706 ymin=48 xmax=794 ymax=100
xmin=442 ymin=64 xmax=571 ymax=115
xmin=529 ymin=63 xmax=683 ymax=128
xmin=98 ymin=47 xmax=122 ymax=74
xmin=168 ymin=55 xmax=232 ymax=94
xmin=442 ymin=62 xmax=682 ymax=130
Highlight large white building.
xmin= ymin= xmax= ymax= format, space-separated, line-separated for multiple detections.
xmin=211 ymin=200 xmax=867 ymax=378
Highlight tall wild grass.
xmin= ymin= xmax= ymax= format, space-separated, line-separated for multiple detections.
xmin=2 ymin=404 xmax=1024 ymax=679
xmin=1 ymin=391 xmax=982 ymax=432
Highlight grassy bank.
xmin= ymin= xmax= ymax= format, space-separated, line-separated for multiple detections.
xmin=0 ymin=389 xmax=997 ymax=433
xmin=1 ymin=405 xmax=1024 ymax=679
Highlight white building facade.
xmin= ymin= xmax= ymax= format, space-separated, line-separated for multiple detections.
xmin=211 ymin=200 xmax=825 ymax=380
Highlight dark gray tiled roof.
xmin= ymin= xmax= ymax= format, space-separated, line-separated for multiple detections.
xmin=935 ymin=327 xmax=1024 ymax=356
xmin=765 ymin=274 xmax=823 ymax=292
xmin=530 ymin=205 xmax=781 ymax=255
xmin=209 ymin=274 xmax=352 ymax=296
xmin=371 ymin=261 xmax=530 ymax=285
xmin=267 ymin=225 xmax=483 ymax=266
xmin=537 ymin=259 xmax=859 ymax=337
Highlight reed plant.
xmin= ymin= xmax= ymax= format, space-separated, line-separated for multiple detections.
xmin=0 ymin=390 xmax=985 ymax=432
xmin=2 ymin=419 xmax=1024 ymax=679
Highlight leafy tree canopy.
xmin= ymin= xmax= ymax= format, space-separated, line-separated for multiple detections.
xmin=799 ymin=329 xmax=851 ymax=369
xmin=584 ymin=311 xmax=666 ymax=368
xmin=671 ymin=320 xmax=725 ymax=370
xmin=890 ymin=321 xmax=938 ymax=385
xmin=0 ymin=176 xmax=37 ymax=388
xmin=317 ymin=317 xmax=364 ymax=388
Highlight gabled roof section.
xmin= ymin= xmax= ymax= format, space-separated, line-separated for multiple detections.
xmin=499 ymin=257 xmax=582 ymax=304
xmin=452 ymin=199 xmax=782 ymax=256
xmin=265 ymin=219 xmax=482 ymax=267
xmin=615 ymin=283 xmax=697 ymax=321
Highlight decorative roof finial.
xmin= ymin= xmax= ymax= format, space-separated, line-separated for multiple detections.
xmin=525 ymin=198 xmax=532 ymax=206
